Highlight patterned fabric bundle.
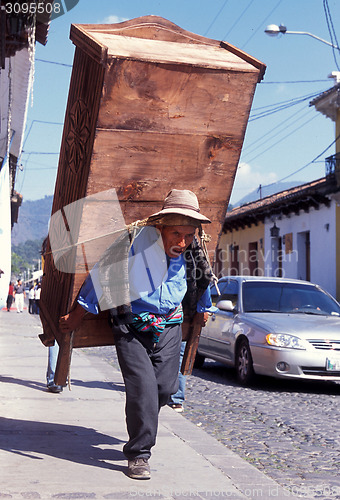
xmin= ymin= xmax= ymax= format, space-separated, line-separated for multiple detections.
xmin=131 ymin=304 xmax=183 ymax=343
xmin=182 ymin=235 xmax=214 ymax=319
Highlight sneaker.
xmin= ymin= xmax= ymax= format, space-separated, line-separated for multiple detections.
xmin=127 ymin=458 xmax=151 ymax=480
xmin=47 ymin=384 xmax=63 ymax=394
xmin=169 ymin=403 xmax=183 ymax=413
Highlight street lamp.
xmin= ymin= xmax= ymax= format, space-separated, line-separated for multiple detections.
xmin=270 ymin=222 xmax=280 ymax=238
xmin=265 ymin=24 xmax=340 ymax=50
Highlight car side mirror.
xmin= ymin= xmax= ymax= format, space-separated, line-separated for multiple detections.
xmin=216 ymin=299 xmax=235 ymax=312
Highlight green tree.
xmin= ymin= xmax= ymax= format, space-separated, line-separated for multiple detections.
xmin=12 ymin=238 xmax=43 ymax=269
xmin=11 ymin=252 xmax=30 ymax=277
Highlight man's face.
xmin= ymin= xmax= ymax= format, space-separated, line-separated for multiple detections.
xmin=158 ymin=225 xmax=196 ymax=258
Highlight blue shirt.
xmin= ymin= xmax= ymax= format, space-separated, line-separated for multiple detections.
xmin=78 ymin=226 xmax=214 ymax=315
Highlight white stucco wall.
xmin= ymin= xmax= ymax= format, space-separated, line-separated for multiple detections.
xmin=263 ymin=201 xmax=337 ymax=297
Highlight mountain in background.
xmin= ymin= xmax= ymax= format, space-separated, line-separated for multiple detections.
xmin=11 ymin=195 xmax=53 ymax=246
xmin=232 ymin=181 xmax=304 ymax=208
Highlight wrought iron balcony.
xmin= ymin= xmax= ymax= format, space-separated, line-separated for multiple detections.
xmin=325 ymin=152 xmax=340 ymax=178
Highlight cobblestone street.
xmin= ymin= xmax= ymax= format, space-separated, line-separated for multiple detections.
xmin=83 ymin=345 xmax=340 ymax=500
xmin=184 ymin=360 xmax=340 ymax=499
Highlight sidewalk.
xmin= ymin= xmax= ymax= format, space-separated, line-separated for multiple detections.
xmin=0 ymin=308 xmax=302 ymax=500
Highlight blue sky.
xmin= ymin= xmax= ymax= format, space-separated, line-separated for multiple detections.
xmin=17 ymin=0 xmax=340 ymax=205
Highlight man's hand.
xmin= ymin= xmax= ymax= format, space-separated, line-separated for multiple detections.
xmin=202 ymin=312 xmax=209 ymax=327
xmin=59 ymin=303 xmax=86 ymax=333
xmin=193 ymin=311 xmax=210 ymax=327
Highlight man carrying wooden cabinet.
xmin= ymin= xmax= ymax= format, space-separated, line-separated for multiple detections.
xmin=59 ymin=189 xmax=215 ymax=480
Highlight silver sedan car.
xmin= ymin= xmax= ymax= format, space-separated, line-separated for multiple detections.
xmin=196 ymin=276 xmax=340 ymax=384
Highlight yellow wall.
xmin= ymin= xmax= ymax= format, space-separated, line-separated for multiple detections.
xmin=217 ymin=222 xmax=265 ymax=276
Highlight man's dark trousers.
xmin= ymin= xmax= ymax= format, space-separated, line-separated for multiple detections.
xmin=114 ymin=323 xmax=182 ymax=460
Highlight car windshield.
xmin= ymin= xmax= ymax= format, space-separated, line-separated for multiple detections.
xmin=242 ymin=282 xmax=340 ymax=316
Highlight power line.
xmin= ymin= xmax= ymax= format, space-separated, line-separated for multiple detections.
xmin=36 ymin=58 xmax=72 ymax=68
xmin=245 ymin=106 xmax=307 ymax=149
xmin=243 ymin=107 xmax=313 ymax=157
xmin=23 ymin=119 xmax=63 ymax=149
xmin=241 ymin=0 xmax=283 ymax=49
xmin=257 ymin=133 xmax=340 ymax=190
xmin=23 ymin=166 xmax=57 ymax=171
xmin=260 ymin=79 xmax=329 ymax=84
xmin=245 ymin=114 xmax=319 ymax=164
xmin=22 ymin=159 xmax=57 ymax=168
xmin=222 ymin=0 xmax=255 ymax=39
xmin=243 ymin=89 xmax=326 ymax=163
xmin=249 ymin=89 xmax=326 ymax=121
xmin=204 ymin=0 xmax=229 ymax=36
xmin=251 ymin=90 xmax=325 ymax=112
xmin=22 ymin=151 xmax=60 ymax=155
xmin=323 ymin=0 xmax=340 ymax=71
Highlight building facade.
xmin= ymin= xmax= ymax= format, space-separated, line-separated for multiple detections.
xmin=0 ymin=3 xmax=52 ymax=307
xmin=217 ymin=176 xmax=340 ymax=300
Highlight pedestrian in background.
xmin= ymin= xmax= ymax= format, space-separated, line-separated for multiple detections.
xmin=6 ymin=282 xmax=14 ymax=312
xmin=34 ymin=282 xmax=41 ymax=314
xmin=28 ymin=285 xmax=35 ymax=314
xmin=168 ymin=340 xmax=187 ymax=412
xmin=13 ymin=279 xmax=26 ymax=313
xmin=46 ymin=343 xmax=63 ymax=393
xmin=39 ymin=237 xmax=63 ymax=394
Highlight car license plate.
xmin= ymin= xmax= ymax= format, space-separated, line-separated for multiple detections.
xmin=326 ymin=356 xmax=340 ymax=371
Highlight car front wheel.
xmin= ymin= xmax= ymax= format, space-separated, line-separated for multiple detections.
xmin=236 ymin=339 xmax=254 ymax=385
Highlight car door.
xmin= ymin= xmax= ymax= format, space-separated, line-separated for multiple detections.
xmin=203 ymin=279 xmax=239 ymax=363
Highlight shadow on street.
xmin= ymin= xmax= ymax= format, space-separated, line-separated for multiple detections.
xmin=0 ymin=416 xmax=125 ymax=472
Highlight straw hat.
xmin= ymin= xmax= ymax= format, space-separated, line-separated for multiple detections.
xmin=147 ymin=189 xmax=211 ymax=225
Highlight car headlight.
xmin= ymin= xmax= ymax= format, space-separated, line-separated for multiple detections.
xmin=266 ymin=333 xmax=306 ymax=350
